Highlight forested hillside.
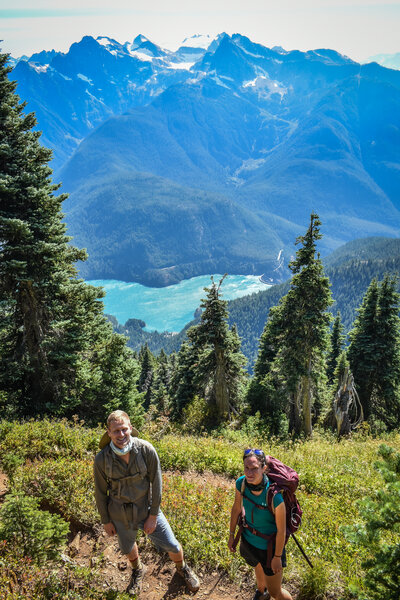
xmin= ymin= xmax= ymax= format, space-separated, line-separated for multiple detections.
xmin=228 ymin=236 xmax=400 ymax=367
xmin=113 ymin=236 xmax=400 ymax=371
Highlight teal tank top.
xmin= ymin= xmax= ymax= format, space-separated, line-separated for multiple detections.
xmin=236 ymin=475 xmax=283 ymax=550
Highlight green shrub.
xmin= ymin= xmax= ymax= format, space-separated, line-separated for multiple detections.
xmin=0 ymin=418 xmax=101 ymax=467
xmin=1 ymin=452 xmax=24 ymax=483
xmin=296 ymin=559 xmax=331 ymax=600
xmin=181 ymin=395 xmax=211 ymax=433
xmin=343 ymin=444 xmax=400 ymax=600
xmin=12 ymin=457 xmax=97 ymax=528
xmin=0 ymin=493 xmax=69 ymax=564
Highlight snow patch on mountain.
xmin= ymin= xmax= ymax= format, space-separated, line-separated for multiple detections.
xmin=243 ymin=75 xmax=287 ymax=99
xmin=130 ymin=50 xmax=154 ymax=62
xmin=96 ymin=36 xmax=125 ymax=55
xmin=166 ymin=62 xmax=195 ymax=71
xmin=77 ymin=73 xmax=93 ymax=84
xmin=179 ymin=34 xmax=215 ymax=49
xmin=31 ymin=64 xmax=50 ymax=73
xmin=234 ymin=158 xmax=267 ymax=176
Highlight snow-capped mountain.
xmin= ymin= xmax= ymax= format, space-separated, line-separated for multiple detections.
xmin=9 ymin=33 xmax=400 ymax=286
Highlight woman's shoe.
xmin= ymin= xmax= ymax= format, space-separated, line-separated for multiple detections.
xmin=252 ymin=589 xmax=270 ymax=600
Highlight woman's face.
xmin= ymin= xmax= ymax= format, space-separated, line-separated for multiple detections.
xmin=243 ymin=455 xmax=265 ymax=485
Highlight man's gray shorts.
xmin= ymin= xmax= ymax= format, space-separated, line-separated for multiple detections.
xmin=114 ymin=509 xmax=181 ymax=555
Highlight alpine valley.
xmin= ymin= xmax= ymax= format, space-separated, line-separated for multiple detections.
xmin=10 ymin=33 xmax=400 ymax=287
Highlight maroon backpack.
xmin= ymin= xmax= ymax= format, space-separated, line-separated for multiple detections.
xmin=265 ymin=455 xmax=302 ymax=537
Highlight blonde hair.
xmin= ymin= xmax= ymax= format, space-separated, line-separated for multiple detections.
xmin=107 ymin=410 xmax=130 ymax=428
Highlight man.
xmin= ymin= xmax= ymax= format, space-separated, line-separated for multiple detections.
xmin=94 ymin=410 xmax=200 ymax=596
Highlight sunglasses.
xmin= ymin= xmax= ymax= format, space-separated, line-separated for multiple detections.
xmin=243 ymin=448 xmax=265 ymax=457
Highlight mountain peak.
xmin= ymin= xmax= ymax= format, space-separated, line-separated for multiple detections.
xmin=132 ymin=34 xmax=152 ymax=49
xmin=179 ymin=34 xmax=218 ymax=50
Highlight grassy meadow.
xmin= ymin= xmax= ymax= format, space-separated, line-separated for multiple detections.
xmin=0 ymin=418 xmax=399 ymax=599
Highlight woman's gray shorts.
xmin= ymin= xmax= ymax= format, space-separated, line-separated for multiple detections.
xmin=114 ymin=509 xmax=181 ymax=555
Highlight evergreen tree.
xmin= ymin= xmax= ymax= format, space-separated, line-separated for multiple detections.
xmin=0 ymin=54 xmax=143 ymax=424
xmin=374 ymin=275 xmax=400 ymax=428
xmin=186 ymin=275 xmax=247 ymax=421
xmin=250 ymin=214 xmax=332 ymax=436
xmin=151 ymin=350 xmax=172 ymax=414
xmin=246 ymin=302 xmax=287 ymax=434
xmin=137 ymin=344 xmax=156 ymax=409
xmin=347 ymin=278 xmax=379 ymax=422
xmin=326 ymin=311 xmax=345 ymax=384
xmin=334 ymin=350 xmax=350 ymax=387
xmin=169 ymin=340 xmax=200 ymax=418
xmin=348 ymin=275 xmax=400 ymax=429
xmin=343 ymin=444 xmax=400 ymax=600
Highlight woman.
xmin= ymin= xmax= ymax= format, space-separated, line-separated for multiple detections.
xmin=228 ymin=449 xmax=293 ymax=600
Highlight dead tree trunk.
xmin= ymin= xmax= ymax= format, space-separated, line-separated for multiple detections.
xmin=333 ymin=367 xmax=364 ymax=437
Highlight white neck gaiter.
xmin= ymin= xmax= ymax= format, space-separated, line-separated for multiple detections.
xmin=110 ymin=435 xmax=134 ymax=456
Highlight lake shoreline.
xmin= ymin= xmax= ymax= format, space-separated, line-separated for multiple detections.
xmin=87 ymin=275 xmax=272 ymax=332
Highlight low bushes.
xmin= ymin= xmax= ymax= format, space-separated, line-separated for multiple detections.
xmin=0 ymin=419 xmax=399 ymax=599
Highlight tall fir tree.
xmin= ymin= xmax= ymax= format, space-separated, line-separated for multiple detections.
xmin=185 ymin=275 xmax=247 ymax=421
xmin=374 ymin=275 xmax=400 ymax=428
xmin=347 ymin=278 xmax=379 ymax=422
xmin=246 ymin=302 xmax=287 ymax=434
xmin=326 ymin=311 xmax=345 ymax=385
xmin=169 ymin=340 xmax=200 ymax=417
xmin=348 ymin=275 xmax=400 ymax=429
xmin=250 ymin=213 xmax=332 ymax=436
xmin=137 ymin=344 xmax=156 ymax=409
xmin=0 ymin=54 xmax=143 ymax=424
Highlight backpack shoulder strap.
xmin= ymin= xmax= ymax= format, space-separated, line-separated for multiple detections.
xmin=132 ymin=440 xmax=148 ymax=479
xmin=103 ymin=446 xmax=113 ymax=484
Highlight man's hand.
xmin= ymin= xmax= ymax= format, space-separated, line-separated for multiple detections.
xmin=144 ymin=514 xmax=157 ymax=535
xmin=104 ymin=522 xmax=116 ymax=536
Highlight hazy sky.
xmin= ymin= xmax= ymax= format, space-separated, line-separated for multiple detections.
xmin=1 ymin=0 xmax=399 ymax=62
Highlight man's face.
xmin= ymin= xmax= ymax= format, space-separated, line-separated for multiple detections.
xmin=107 ymin=418 xmax=132 ymax=449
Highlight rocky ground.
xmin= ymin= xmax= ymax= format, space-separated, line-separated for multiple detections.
xmin=67 ymin=526 xmax=246 ymax=599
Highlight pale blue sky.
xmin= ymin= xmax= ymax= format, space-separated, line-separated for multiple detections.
xmin=1 ymin=1 xmax=399 ymax=62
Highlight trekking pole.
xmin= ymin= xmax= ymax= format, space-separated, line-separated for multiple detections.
xmin=291 ymin=533 xmax=314 ymax=569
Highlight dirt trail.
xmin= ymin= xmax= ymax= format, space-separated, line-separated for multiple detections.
xmin=73 ymin=527 xmax=245 ymax=599
xmin=0 ymin=470 xmax=250 ymax=599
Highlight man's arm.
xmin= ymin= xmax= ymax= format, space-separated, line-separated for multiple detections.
xmin=143 ymin=443 xmax=162 ymax=516
xmin=93 ymin=456 xmax=111 ymax=525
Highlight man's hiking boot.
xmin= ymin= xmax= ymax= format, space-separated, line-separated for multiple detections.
xmin=176 ymin=563 xmax=200 ymax=592
xmin=127 ymin=564 xmax=147 ymax=597
xmin=252 ymin=589 xmax=270 ymax=600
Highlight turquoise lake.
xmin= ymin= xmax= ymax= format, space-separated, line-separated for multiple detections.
xmin=87 ymin=275 xmax=271 ymax=332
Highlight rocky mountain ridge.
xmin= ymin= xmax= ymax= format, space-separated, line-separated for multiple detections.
xmin=10 ymin=33 xmax=400 ymax=285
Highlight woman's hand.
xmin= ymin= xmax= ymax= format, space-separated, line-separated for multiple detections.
xmin=228 ymin=532 xmax=236 ymax=553
xmin=271 ymin=555 xmax=282 ymax=574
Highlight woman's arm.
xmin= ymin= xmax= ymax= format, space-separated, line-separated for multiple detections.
xmin=271 ymin=500 xmax=286 ymax=573
xmin=228 ymin=488 xmax=243 ymax=552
